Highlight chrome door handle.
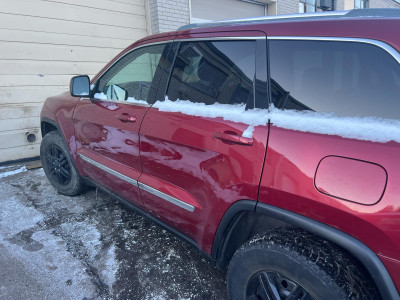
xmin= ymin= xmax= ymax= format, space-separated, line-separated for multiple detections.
xmin=116 ymin=113 xmax=137 ymax=123
xmin=213 ymin=132 xmax=253 ymax=145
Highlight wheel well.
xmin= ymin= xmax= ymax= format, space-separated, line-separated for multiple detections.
xmin=215 ymin=211 xmax=293 ymax=269
xmin=41 ymin=121 xmax=58 ymax=137
xmin=215 ymin=206 xmax=394 ymax=299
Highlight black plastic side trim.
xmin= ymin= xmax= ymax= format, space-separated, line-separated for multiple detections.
xmin=256 ymin=202 xmax=400 ymax=300
xmin=211 ymin=200 xmax=256 ymax=264
xmin=82 ymin=177 xmax=215 ymax=265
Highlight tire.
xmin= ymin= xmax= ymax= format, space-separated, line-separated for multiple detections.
xmin=227 ymin=227 xmax=380 ymax=300
xmin=40 ymin=131 xmax=87 ymax=196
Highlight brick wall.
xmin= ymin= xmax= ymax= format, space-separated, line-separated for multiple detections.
xmin=369 ymin=0 xmax=400 ymax=8
xmin=335 ymin=0 xmax=345 ymax=10
xmin=148 ymin=0 xmax=190 ymax=34
xmin=277 ymin=0 xmax=300 ymax=14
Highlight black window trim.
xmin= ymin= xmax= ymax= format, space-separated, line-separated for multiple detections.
xmin=267 ymin=36 xmax=400 ymax=65
xmin=266 ymin=36 xmax=400 ymax=114
xmin=159 ymin=36 xmax=267 ymax=110
xmin=85 ymin=36 xmax=267 ymax=108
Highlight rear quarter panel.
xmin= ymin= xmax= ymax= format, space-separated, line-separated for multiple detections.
xmin=259 ymin=126 xmax=400 ymax=260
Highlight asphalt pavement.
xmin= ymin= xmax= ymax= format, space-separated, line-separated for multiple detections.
xmin=0 ymin=163 xmax=227 ymax=300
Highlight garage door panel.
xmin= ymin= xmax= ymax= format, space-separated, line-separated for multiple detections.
xmin=0 ymin=129 xmax=42 ymax=149
xmin=0 ymin=14 xmax=146 ymax=40
xmin=0 ymin=29 xmax=131 ymax=50
xmin=0 ymin=42 xmax=119 ymax=62
xmin=0 ymin=117 xmax=41 ymax=133
xmin=0 ymin=144 xmax=40 ymax=161
xmin=0 ymin=60 xmax=104 ymax=76
xmin=0 ymin=87 xmax=67 ymax=104
xmin=42 ymin=0 xmax=145 ymax=14
xmin=0 ymin=104 xmax=42 ymax=119
xmin=0 ymin=0 xmax=146 ymax=29
xmin=0 ymin=0 xmax=147 ymax=162
xmin=0 ymin=74 xmax=95 ymax=87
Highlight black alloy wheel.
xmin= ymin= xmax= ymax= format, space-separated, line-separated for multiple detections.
xmin=40 ymin=131 xmax=87 ymax=196
xmin=46 ymin=144 xmax=72 ymax=185
xmin=246 ymin=271 xmax=314 ymax=300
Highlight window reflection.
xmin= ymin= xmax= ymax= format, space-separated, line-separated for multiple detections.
xmin=270 ymin=40 xmax=400 ymax=120
xmin=167 ymin=41 xmax=256 ymax=108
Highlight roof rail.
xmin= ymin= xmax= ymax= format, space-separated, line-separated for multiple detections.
xmin=179 ymin=8 xmax=400 ymax=31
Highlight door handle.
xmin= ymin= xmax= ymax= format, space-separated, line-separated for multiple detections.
xmin=213 ymin=132 xmax=253 ymax=146
xmin=116 ymin=113 xmax=137 ymax=123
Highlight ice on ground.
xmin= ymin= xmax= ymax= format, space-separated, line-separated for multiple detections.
xmin=96 ymin=244 xmax=119 ymax=291
xmin=153 ymin=97 xmax=400 ymax=144
xmin=0 ymin=166 xmax=27 ymax=179
xmin=0 ymin=195 xmax=43 ymax=236
xmin=60 ymin=221 xmax=101 ymax=261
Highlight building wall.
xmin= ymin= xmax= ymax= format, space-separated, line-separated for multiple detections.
xmin=278 ymin=0 xmax=300 ymax=14
xmin=149 ymin=0 xmax=190 ymax=33
xmin=191 ymin=0 xmax=266 ymax=21
xmin=0 ymin=0 xmax=148 ymax=162
xmin=369 ymin=0 xmax=400 ymax=8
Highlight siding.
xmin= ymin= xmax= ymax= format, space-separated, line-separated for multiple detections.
xmin=0 ymin=0 xmax=148 ymax=162
xmin=191 ymin=0 xmax=265 ymax=21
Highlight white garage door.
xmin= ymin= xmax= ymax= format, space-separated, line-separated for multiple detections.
xmin=191 ymin=0 xmax=266 ymax=22
xmin=0 ymin=0 xmax=148 ymax=163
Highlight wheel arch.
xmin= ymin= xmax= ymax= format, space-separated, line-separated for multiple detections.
xmin=41 ymin=118 xmax=58 ymax=137
xmin=212 ymin=201 xmax=400 ymax=300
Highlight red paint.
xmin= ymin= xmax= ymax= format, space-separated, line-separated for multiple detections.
xmin=259 ymin=126 xmax=400 ymax=272
xmin=40 ymin=16 xmax=400 ymax=294
xmin=314 ymin=155 xmax=387 ymax=205
xmin=139 ymin=109 xmax=268 ymax=251
xmin=73 ymin=99 xmax=151 ymax=208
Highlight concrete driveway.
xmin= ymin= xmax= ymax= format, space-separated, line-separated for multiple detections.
xmin=0 ymin=163 xmax=227 ymax=299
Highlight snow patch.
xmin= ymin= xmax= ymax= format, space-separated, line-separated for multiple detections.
xmin=98 ymin=244 xmax=118 ymax=290
xmin=94 ymin=92 xmax=108 ymax=100
xmin=127 ymin=97 xmax=148 ymax=105
xmin=153 ymin=98 xmax=400 ymax=143
xmin=0 ymin=166 xmax=27 ymax=179
xmin=242 ymin=125 xmax=255 ymax=138
xmin=269 ymin=107 xmax=400 ymax=143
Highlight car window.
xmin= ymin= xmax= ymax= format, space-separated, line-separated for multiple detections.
xmin=96 ymin=44 xmax=166 ymax=103
xmin=270 ymin=40 xmax=400 ymax=120
xmin=166 ymin=40 xmax=256 ymax=108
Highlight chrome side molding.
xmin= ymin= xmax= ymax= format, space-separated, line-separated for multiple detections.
xmin=79 ymin=154 xmax=138 ymax=186
xmin=138 ymin=182 xmax=195 ymax=212
xmin=78 ymin=154 xmax=195 ymax=212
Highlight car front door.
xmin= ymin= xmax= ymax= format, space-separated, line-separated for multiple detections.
xmin=138 ymin=33 xmax=269 ymax=253
xmin=73 ymin=42 xmax=170 ymax=208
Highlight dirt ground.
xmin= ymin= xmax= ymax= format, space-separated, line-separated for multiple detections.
xmin=0 ymin=163 xmax=227 ymax=300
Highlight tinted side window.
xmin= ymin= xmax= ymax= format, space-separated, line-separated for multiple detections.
xmin=270 ymin=40 xmax=400 ymax=119
xmin=166 ymin=41 xmax=256 ymax=107
xmin=96 ymin=44 xmax=166 ymax=102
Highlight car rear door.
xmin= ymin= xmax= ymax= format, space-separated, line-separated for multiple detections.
xmin=73 ymin=42 xmax=171 ymax=208
xmin=138 ymin=32 xmax=269 ymax=252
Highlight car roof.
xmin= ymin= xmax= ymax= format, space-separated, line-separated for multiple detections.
xmin=179 ymin=8 xmax=400 ymax=31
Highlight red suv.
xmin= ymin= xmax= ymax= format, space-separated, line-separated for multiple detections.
xmin=40 ymin=9 xmax=400 ymax=300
